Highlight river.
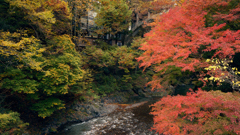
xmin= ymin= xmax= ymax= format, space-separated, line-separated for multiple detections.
xmin=57 ymin=97 xmax=160 ymax=135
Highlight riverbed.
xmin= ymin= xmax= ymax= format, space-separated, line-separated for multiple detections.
xmin=57 ymin=97 xmax=160 ymax=135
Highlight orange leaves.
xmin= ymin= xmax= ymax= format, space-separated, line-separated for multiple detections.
xmin=46 ymin=0 xmax=70 ymax=15
xmin=137 ymin=0 xmax=240 ymax=89
xmin=151 ymin=0 xmax=177 ymax=13
xmin=151 ymin=90 xmax=240 ymax=134
xmin=214 ymin=4 xmax=240 ymax=21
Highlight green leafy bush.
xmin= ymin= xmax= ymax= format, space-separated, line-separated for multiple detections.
xmin=0 ymin=35 xmax=91 ymax=118
xmin=82 ymin=38 xmax=151 ymax=96
xmin=0 ymin=112 xmax=28 ymax=135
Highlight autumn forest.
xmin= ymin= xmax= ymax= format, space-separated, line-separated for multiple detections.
xmin=1 ymin=0 xmax=240 ymax=134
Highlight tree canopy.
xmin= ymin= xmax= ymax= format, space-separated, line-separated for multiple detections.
xmin=151 ymin=90 xmax=240 ymax=134
xmin=137 ymin=0 xmax=240 ymax=90
xmin=0 ymin=0 xmax=92 ymax=119
xmin=95 ymin=0 xmax=132 ymax=35
xmin=1 ymin=0 xmax=240 ymax=134
xmin=140 ymin=0 xmax=240 ymax=134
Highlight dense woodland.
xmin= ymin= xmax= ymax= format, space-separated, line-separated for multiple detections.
xmin=0 ymin=0 xmax=240 ymax=134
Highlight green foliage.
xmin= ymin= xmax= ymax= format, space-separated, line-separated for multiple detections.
xmin=6 ymin=0 xmax=55 ymax=38
xmin=0 ymin=0 xmax=92 ymax=119
xmin=94 ymin=39 xmax=116 ymax=51
xmin=1 ymin=68 xmax=39 ymax=94
xmin=0 ymin=111 xmax=28 ymax=135
xmin=0 ymin=35 xmax=92 ymax=118
xmin=0 ymin=31 xmax=44 ymax=71
xmin=0 ymin=0 xmax=29 ymax=32
xmin=91 ymin=75 xmax=119 ymax=96
xmin=41 ymin=35 xmax=87 ymax=95
xmin=30 ymin=98 xmax=65 ymax=118
xmin=95 ymin=0 xmax=132 ymax=35
xmin=154 ymin=66 xmax=188 ymax=86
xmin=82 ymin=39 xmax=151 ymax=96
xmin=1 ymin=0 xmax=71 ymax=39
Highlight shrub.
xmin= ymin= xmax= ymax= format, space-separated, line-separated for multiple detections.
xmin=0 ymin=112 xmax=28 ymax=135
xmin=151 ymin=90 xmax=240 ymax=135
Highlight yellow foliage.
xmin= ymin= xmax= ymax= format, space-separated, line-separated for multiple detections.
xmin=0 ymin=32 xmax=44 ymax=70
xmin=205 ymin=58 xmax=240 ymax=91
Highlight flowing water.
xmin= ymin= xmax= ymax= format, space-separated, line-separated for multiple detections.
xmin=57 ymin=97 xmax=160 ymax=135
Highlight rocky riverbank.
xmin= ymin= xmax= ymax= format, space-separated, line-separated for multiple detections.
xmin=27 ymin=89 xmax=165 ymax=135
xmin=36 ymin=95 xmax=127 ymax=134
xmin=57 ymin=100 xmax=158 ymax=135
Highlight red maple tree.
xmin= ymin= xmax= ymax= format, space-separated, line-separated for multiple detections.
xmin=138 ymin=0 xmax=240 ymax=134
xmin=150 ymin=90 xmax=240 ymax=135
xmin=137 ymin=0 xmax=240 ymax=90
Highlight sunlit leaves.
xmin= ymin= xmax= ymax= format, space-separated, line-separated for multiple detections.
xmin=0 ymin=0 xmax=93 ymax=120
xmin=204 ymin=58 xmax=240 ymax=91
xmin=33 ymin=10 xmax=56 ymax=24
xmin=0 ymin=34 xmax=90 ymax=118
xmin=39 ymin=35 xmax=87 ymax=96
xmin=0 ymin=31 xmax=44 ymax=71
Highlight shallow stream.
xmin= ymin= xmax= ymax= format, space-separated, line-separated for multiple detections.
xmin=57 ymin=97 xmax=160 ymax=135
